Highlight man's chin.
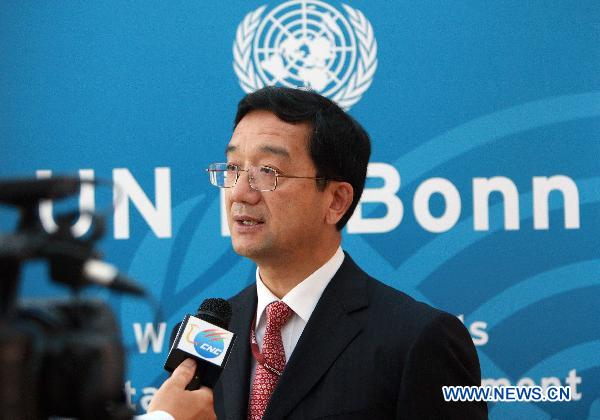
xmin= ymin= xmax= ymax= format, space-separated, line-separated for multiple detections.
xmin=231 ymin=241 xmax=267 ymax=260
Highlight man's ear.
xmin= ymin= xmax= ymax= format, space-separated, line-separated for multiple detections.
xmin=325 ymin=182 xmax=354 ymax=226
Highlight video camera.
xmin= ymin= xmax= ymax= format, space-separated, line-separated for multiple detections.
xmin=0 ymin=177 xmax=143 ymax=419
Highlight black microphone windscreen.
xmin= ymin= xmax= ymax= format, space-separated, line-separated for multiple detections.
xmin=196 ymin=298 xmax=232 ymax=330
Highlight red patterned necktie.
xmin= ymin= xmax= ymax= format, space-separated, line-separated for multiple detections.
xmin=248 ymin=301 xmax=294 ymax=420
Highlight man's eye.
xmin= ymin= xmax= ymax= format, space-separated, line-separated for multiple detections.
xmin=259 ymin=166 xmax=277 ymax=175
xmin=226 ymin=164 xmax=238 ymax=171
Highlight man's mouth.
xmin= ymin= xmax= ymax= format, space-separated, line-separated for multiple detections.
xmin=240 ymin=220 xmax=261 ymax=226
xmin=233 ymin=215 xmax=265 ymax=226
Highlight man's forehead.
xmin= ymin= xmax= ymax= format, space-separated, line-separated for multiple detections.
xmin=226 ymin=111 xmax=311 ymax=157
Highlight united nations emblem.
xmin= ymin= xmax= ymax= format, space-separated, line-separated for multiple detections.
xmin=233 ymin=0 xmax=378 ymax=110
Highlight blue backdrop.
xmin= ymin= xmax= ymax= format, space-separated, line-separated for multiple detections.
xmin=1 ymin=1 xmax=599 ymax=418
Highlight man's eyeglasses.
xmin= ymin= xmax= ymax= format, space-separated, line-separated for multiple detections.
xmin=207 ymin=163 xmax=331 ymax=192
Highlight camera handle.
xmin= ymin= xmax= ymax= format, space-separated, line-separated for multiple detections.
xmin=0 ymin=257 xmax=21 ymax=317
xmin=0 ymin=205 xmax=39 ymax=317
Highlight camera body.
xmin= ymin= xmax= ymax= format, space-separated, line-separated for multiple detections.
xmin=0 ymin=300 xmax=130 ymax=419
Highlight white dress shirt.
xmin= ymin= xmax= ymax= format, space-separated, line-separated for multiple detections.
xmin=251 ymin=246 xmax=345 ymax=384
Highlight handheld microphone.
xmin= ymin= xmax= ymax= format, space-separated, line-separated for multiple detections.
xmin=164 ymin=298 xmax=236 ymax=389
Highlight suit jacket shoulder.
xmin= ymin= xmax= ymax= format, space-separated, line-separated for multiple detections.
xmin=361 ymin=273 xmax=487 ymax=418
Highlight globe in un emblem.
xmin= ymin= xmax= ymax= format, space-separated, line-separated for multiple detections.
xmin=233 ymin=0 xmax=378 ymax=110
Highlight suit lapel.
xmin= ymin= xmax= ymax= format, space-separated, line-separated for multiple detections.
xmin=220 ymin=285 xmax=257 ymax=420
xmin=264 ymin=254 xmax=369 ymax=420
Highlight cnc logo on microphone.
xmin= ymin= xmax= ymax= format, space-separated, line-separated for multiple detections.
xmin=188 ymin=328 xmax=227 ymax=359
xmin=233 ymin=0 xmax=378 ymax=110
xmin=177 ymin=317 xmax=234 ymax=366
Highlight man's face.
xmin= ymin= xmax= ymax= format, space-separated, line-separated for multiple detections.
xmin=224 ymin=110 xmax=329 ymax=263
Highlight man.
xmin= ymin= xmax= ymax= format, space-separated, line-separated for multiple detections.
xmin=148 ymin=87 xmax=487 ymax=419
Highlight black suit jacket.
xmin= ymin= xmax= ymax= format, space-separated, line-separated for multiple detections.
xmin=213 ymin=253 xmax=488 ymax=419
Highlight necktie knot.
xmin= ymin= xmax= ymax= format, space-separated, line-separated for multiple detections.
xmin=266 ymin=301 xmax=293 ymax=330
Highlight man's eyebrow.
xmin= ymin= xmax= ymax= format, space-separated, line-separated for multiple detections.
xmin=225 ymin=144 xmax=291 ymax=160
xmin=259 ymin=145 xmax=290 ymax=159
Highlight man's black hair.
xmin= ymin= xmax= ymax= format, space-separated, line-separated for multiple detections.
xmin=234 ymin=86 xmax=371 ymax=230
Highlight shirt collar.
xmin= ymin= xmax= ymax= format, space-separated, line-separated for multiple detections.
xmin=255 ymin=246 xmax=345 ymax=326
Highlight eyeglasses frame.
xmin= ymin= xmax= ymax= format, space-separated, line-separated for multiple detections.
xmin=206 ymin=163 xmax=335 ymax=192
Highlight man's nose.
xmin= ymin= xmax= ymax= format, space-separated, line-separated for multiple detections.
xmin=229 ymin=170 xmax=261 ymax=204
